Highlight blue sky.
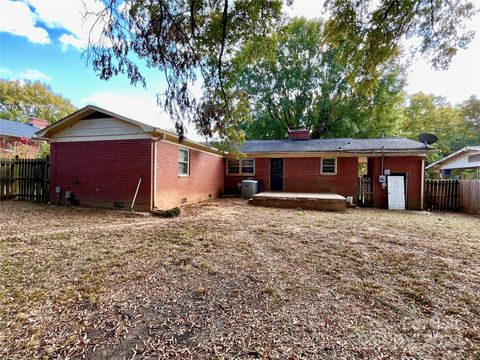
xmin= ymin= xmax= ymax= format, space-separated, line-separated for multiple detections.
xmin=1 ymin=0 xmax=479 ymax=136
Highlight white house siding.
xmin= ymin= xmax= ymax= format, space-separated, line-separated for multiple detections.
xmin=439 ymin=150 xmax=480 ymax=170
xmin=50 ymin=117 xmax=152 ymax=142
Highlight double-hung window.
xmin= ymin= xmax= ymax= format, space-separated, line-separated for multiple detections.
xmin=321 ymin=158 xmax=337 ymax=175
xmin=227 ymin=158 xmax=255 ymax=176
xmin=178 ymin=148 xmax=189 ymax=176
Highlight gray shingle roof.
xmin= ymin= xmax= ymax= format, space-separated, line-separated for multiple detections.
xmin=0 ymin=118 xmax=39 ymax=138
xmin=241 ymin=137 xmax=434 ymax=153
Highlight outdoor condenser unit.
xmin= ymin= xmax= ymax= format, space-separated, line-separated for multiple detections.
xmin=241 ymin=180 xmax=259 ymax=198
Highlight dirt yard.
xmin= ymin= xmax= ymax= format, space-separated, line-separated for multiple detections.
xmin=1 ymin=199 xmax=479 ymax=359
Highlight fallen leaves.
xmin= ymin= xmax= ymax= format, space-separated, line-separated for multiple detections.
xmin=0 ymin=200 xmax=479 ymax=359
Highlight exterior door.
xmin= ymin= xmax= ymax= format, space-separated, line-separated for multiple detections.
xmin=387 ymin=175 xmax=406 ymax=210
xmin=270 ymin=159 xmax=283 ymax=191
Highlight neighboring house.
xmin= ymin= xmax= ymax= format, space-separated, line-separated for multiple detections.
xmin=36 ymin=105 xmax=434 ymax=211
xmin=426 ymin=146 xmax=480 ymax=179
xmin=0 ymin=117 xmax=48 ymax=158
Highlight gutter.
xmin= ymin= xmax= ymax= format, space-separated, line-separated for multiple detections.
xmin=242 ymin=150 xmax=434 ymax=158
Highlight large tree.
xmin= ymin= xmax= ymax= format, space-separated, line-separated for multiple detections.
xmin=230 ymin=17 xmax=405 ymax=139
xmin=85 ymin=0 xmax=282 ymax=147
xmin=400 ymin=92 xmax=480 ymax=160
xmin=0 ymin=80 xmax=76 ymax=124
xmin=324 ymin=0 xmax=477 ymax=72
xmin=458 ymin=95 xmax=480 ymax=145
xmin=86 ymin=0 xmax=476 ymax=144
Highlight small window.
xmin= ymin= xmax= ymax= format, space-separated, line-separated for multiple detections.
xmin=227 ymin=158 xmax=255 ymax=175
xmin=178 ymin=148 xmax=189 ymax=176
xmin=241 ymin=159 xmax=255 ymax=175
xmin=321 ymin=158 xmax=337 ymax=175
xmin=227 ymin=159 xmax=240 ymax=174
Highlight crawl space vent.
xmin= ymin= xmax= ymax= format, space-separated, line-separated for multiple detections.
xmin=114 ymin=202 xmax=125 ymax=208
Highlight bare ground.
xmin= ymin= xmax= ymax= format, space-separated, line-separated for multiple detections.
xmin=0 ymin=199 xmax=479 ymax=359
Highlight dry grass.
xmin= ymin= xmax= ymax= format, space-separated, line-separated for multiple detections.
xmin=0 ymin=199 xmax=479 ymax=359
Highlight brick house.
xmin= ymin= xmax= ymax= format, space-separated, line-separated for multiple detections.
xmin=35 ymin=105 xmax=224 ymax=211
xmin=0 ymin=117 xmax=48 ymax=158
xmin=36 ymin=105 xmax=433 ymax=211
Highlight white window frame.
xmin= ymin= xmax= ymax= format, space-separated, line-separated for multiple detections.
xmin=321 ymin=157 xmax=337 ymax=175
xmin=178 ymin=147 xmax=190 ymax=176
xmin=226 ymin=158 xmax=255 ymax=176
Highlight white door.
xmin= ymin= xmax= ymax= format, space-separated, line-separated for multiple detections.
xmin=387 ymin=176 xmax=406 ymax=210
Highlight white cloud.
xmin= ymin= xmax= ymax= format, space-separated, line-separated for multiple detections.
xmin=80 ymin=90 xmax=204 ymax=140
xmin=0 ymin=0 xmax=50 ymax=44
xmin=25 ymin=0 xmax=109 ymax=50
xmin=19 ymin=69 xmax=51 ymax=81
xmin=0 ymin=68 xmax=12 ymax=75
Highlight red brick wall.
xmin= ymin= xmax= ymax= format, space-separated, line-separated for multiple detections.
xmin=154 ymin=141 xmax=224 ymax=209
xmin=284 ymin=157 xmax=359 ymax=199
xmin=224 ymin=157 xmax=359 ymax=200
xmin=50 ymin=139 xmax=153 ymax=210
xmin=224 ymin=158 xmax=270 ymax=193
xmin=368 ymin=156 xmax=423 ymax=210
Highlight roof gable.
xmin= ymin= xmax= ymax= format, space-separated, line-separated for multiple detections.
xmin=35 ymin=105 xmax=156 ymax=139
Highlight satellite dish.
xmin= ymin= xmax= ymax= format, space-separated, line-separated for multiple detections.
xmin=418 ymin=133 xmax=438 ymax=146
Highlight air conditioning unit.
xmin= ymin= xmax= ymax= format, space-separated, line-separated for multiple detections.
xmin=241 ymin=180 xmax=259 ymax=198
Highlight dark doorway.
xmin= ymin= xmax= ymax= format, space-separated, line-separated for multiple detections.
xmin=270 ymin=159 xmax=284 ymax=191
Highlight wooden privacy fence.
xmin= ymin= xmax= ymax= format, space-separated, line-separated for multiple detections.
xmin=0 ymin=157 xmax=50 ymax=202
xmin=459 ymin=179 xmax=480 ymax=216
xmin=424 ymin=179 xmax=459 ymax=211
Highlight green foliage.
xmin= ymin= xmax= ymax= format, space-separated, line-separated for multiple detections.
xmin=230 ymin=17 xmax=405 ymax=139
xmin=85 ymin=0 xmax=476 ymax=145
xmin=0 ymin=79 xmax=76 ymax=124
xmin=87 ymin=0 xmax=283 ymax=145
xmin=324 ymin=0 xmax=477 ymax=71
xmin=399 ymin=92 xmax=480 ymax=163
xmin=37 ymin=142 xmax=50 ymax=159
xmin=458 ymin=95 xmax=480 ymax=144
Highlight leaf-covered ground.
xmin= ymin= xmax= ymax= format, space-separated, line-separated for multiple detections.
xmin=1 ymin=199 xmax=479 ymax=359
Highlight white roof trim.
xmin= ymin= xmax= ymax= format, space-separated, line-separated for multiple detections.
xmin=426 ymin=146 xmax=480 ymax=169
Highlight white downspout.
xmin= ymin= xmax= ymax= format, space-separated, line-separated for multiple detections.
xmin=420 ymin=158 xmax=425 ymax=210
xmin=152 ymin=133 xmax=165 ymax=210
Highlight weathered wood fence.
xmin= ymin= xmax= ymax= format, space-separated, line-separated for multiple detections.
xmin=358 ymin=177 xmax=374 ymax=207
xmin=459 ymin=179 xmax=480 ymax=216
xmin=424 ymin=179 xmax=460 ymax=211
xmin=0 ymin=157 xmax=50 ymax=202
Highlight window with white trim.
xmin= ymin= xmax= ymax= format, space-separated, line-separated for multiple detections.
xmin=321 ymin=158 xmax=337 ymax=175
xmin=178 ymin=148 xmax=189 ymax=175
xmin=227 ymin=158 xmax=255 ymax=175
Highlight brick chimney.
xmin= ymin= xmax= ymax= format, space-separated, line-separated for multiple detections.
xmin=289 ymin=129 xmax=310 ymax=140
xmin=28 ymin=117 xmax=49 ymax=129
